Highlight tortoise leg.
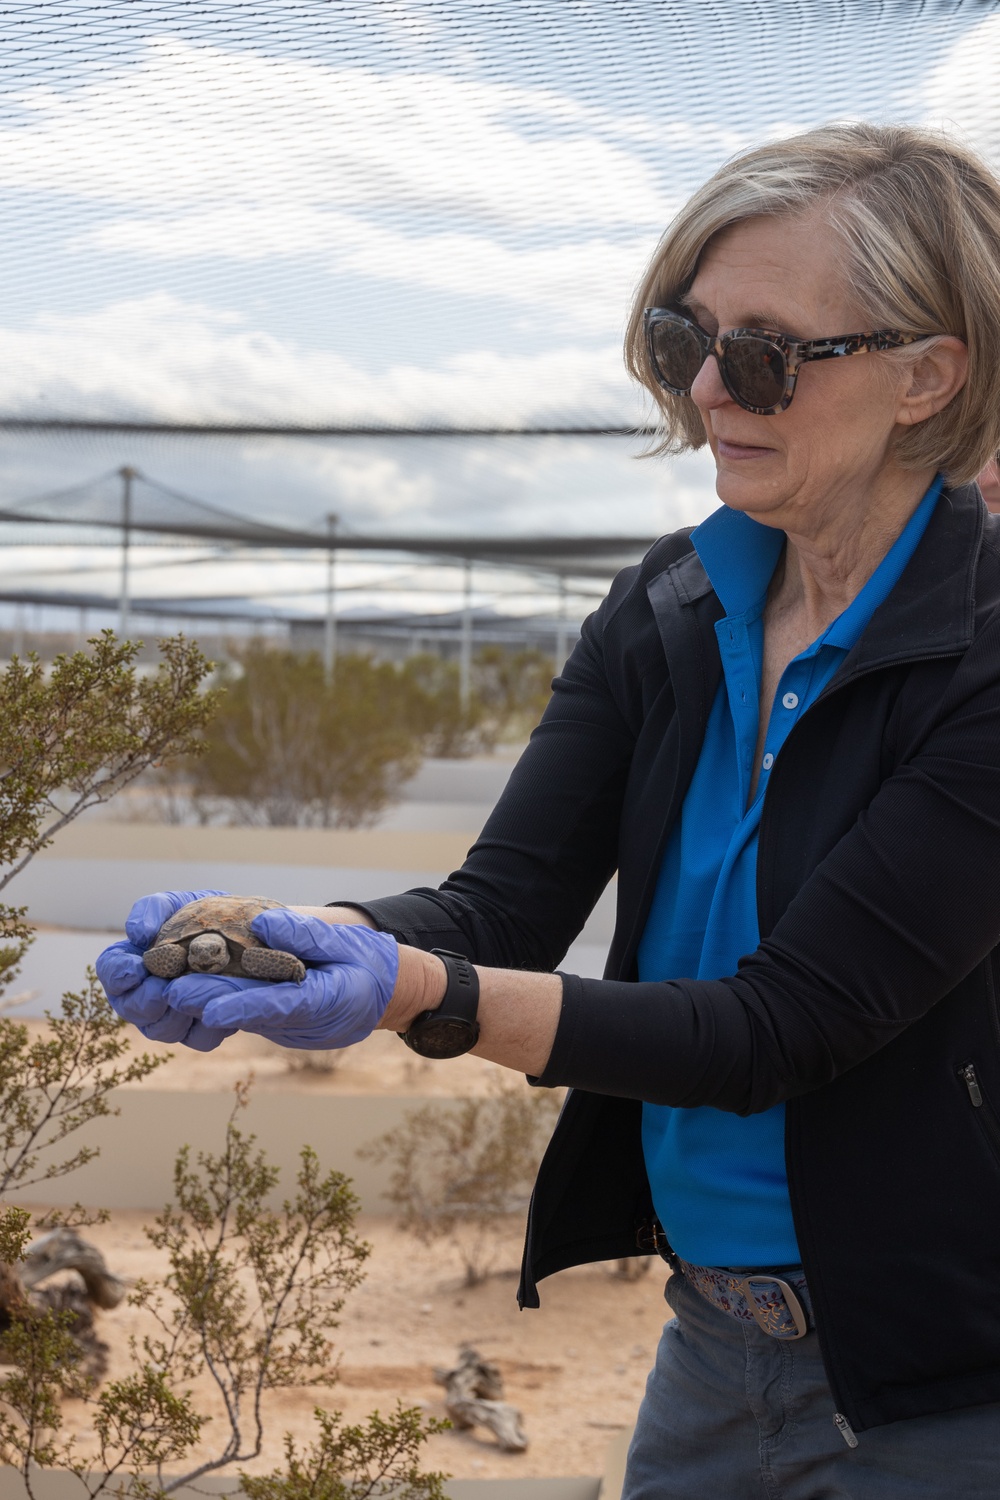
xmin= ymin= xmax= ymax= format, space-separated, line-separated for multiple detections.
xmin=240 ymin=948 xmax=306 ymax=985
xmin=143 ymin=943 xmax=188 ymax=979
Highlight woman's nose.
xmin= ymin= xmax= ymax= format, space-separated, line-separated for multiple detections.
xmin=690 ymin=352 xmax=732 ymax=412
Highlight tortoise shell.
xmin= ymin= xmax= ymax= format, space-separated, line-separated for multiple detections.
xmin=155 ymin=895 xmax=285 ymax=952
xmin=143 ymin=896 xmax=306 ymax=983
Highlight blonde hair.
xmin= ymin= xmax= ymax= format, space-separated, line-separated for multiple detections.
xmin=625 ymin=122 xmax=1000 ymax=483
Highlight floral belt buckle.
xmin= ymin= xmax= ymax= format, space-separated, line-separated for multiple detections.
xmin=738 ymin=1274 xmax=809 ymax=1340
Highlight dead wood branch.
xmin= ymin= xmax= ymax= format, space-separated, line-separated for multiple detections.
xmin=0 ymin=1228 xmax=128 ymax=1380
xmin=21 ymin=1228 xmax=127 ymax=1309
xmin=433 ymin=1345 xmax=528 ymax=1453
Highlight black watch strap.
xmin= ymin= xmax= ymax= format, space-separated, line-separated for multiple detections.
xmin=429 ymin=948 xmax=479 ymax=1021
xmin=399 ymin=949 xmax=480 ymax=1058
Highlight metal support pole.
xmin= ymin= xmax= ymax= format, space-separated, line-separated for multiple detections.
xmin=323 ymin=512 xmax=339 ymax=682
xmin=118 ymin=466 xmax=137 ymax=640
xmin=76 ymin=606 xmax=88 ymax=652
xmin=459 ymin=558 xmax=473 ymax=712
xmin=555 ymin=574 xmax=569 ymax=673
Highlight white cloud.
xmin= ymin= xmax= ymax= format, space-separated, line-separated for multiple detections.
xmin=0 ymin=36 xmax=734 ymax=344
xmin=90 ymin=209 xmax=656 ymax=330
xmin=0 ymin=292 xmax=636 ymax=426
xmin=1 ymin=38 xmax=679 ymax=231
xmin=0 ymin=36 xmax=764 ymax=418
xmin=924 ymin=12 xmax=1000 ymax=165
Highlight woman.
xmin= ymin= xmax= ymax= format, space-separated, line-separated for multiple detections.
xmin=98 ymin=122 xmax=1000 ymax=1494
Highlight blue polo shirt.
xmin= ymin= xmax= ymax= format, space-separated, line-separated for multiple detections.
xmin=637 ymin=475 xmax=943 ymax=1268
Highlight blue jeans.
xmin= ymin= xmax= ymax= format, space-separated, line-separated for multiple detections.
xmin=622 ymin=1271 xmax=1000 ymax=1499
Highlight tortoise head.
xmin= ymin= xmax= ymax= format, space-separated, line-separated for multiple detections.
xmin=186 ymin=931 xmax=231 ymax=973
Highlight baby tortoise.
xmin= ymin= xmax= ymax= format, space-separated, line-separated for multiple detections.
xmin=142 ymin=896 xmax=306 ymax=984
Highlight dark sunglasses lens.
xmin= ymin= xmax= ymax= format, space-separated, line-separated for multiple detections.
xmin=723 ymin=337 xmax=786 ymax=410
xmin=650 ymin=318 xmax=704 ymax=392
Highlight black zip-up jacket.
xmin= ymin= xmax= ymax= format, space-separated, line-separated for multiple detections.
xmin=349 ymin=481 xmax=1000 ymax=1433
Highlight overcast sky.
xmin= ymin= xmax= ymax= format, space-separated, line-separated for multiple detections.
xmin=0 ymin=0 xmax=997 ymax=618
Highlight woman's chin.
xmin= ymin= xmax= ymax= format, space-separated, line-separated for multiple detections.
xmin=714 ymin=464 xmax=786 ymax=519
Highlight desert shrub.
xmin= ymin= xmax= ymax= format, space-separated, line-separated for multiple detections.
xmin=0 ymin=627 xmax=214 ymax=1230
xmin=0 ymin=632 xmax=218 ymax=900
xmin=0 ymin=630 xmax=218 ymax=1017
xmin=359 ymin=1074 xmax=562 ymax=1286
xmin=398 ymin=648 xmax=553 ymax=756
xmin=179 ymin=644 xmax=554 ymax=828
xmin=0 ymin=633 xmax=444 ymax=1500
xmin=187 ymin=648 xmax=426 ymax=829
xmin=0 ymin=1084 xmax=446 ymax=1500
xmin=267 ymin=1041 xmax=343 ymax=1077
xmin=396 ymin=654 xmax=487 ymax=758
xmin=241 ymin=1405 xmax=447 ymax=1500
xmin=469 ymin=646 xmax=553 ymax=744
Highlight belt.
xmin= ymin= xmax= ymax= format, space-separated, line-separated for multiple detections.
xmin=678 ymin=1259 xmax=814 ymax=1341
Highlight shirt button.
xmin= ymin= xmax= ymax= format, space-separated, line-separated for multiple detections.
xmin=781 ymin=692 xmax=799 ymax=710
xmin=762 ymin=752 xmax=774 ymax=770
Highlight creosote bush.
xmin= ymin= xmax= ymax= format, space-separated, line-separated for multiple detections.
xmin=360 ymin=1074 xmax=562 ymax=1286
xmin=0 ymin=1083 xmax=447 ymax=1500
xmin=0 ymin=629 xmax=213 ymax=1220
xmin=0 ymin=631 xmax=219 ymax=1011
xmin=0 ymin=632 xmax=219 ymax=896
xmin=0 ymin=633 xmax=445 ymax=1500
xmin=186 ymin=648 xmax=425 ymax=829
xmin=160 ymin=644 xmax=556 ymax=829
xmin=240 ymin=1405 xmax=448 ymax=1500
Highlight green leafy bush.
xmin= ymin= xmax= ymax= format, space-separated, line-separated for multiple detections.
xmin=187 ymin=648 xmax=425 ymax=828
xmin=0 ymin=1086 xmax=446 ymax=1500
xmin=0 ymin=632 xmax=445 ymax=1500
xmin=184 ymin=644 xmax=555 ymax=828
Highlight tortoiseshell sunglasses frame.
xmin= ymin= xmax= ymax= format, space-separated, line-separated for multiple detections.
xmin=643 ymin=307 xmax=932 ymax=416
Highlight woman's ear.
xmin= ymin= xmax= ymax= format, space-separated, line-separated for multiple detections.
xmin=896 ymin=336 xmax=968 ymax=426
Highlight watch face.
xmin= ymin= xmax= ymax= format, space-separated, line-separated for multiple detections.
xmin=407 ymin=1015 xmax=479 ymax=1060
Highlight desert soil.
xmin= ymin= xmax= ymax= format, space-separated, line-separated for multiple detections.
xmin=38 ymin=1209 xmax=669 ymax=1484
xmin=19 ymin=1023 xmax=671 ymax=1481
xmin=109 ymin=1017 xmax=535 ymax=1097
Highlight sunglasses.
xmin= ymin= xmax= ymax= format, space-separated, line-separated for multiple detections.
xmin=643 ymin=307 xmax=932 ymax=416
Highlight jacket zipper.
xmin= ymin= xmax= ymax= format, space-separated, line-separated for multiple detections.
xmin=958 ymin=1062 xmax=1000 ymax=1162
xmin=960 ymin=1062 xmax=983 ymax=1105
xmin=833 ymin=1412 xmax=858 ymax=1448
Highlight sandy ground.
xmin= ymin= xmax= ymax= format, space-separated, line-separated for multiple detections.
xmin=18 ymin=1016 xmax=535 ymax=1097
xmin=31 ymin=1208 xmax=668 ymax=1483
xmin=13 ymin=1023 xmax=669 ymax=1481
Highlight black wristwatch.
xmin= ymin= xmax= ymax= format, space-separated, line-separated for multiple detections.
xmin=399 ymin=949 xmax=480 ymax=1059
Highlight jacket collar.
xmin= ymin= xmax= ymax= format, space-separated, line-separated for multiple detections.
xmin=648 ymin=480 xmax=984 ymax=680
xmin=833 ymin=480 xmax=982 ymax=678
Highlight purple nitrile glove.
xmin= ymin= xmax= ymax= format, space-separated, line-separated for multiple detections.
xmin=95 ymin=889 xmax=235 ymax=1051
xmin=166 ymin=909 xmax=400 ymax=1050
xmin=123 ymin=888 xmax=231 ymax=952
xmin=96 ymin=938 xmax=231 ymax=1050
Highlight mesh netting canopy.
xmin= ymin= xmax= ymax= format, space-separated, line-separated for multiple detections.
xmin=1 ymin=0 xmax=996 ymax=434
xmin=0 ymin=1 xmax=997 ymax=614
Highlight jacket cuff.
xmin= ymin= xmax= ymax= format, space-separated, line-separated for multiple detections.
xmin=528 ymin=970 xmax=585 ymax=1088
xmin=325 ymin=890 xmax=474 ymax=955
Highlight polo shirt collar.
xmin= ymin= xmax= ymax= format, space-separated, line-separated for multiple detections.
xmin=690 ymin=504 xmax=783 ymax=619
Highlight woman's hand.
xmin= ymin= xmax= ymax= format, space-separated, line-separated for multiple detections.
xmin=95 ymin=887 xmax=236 ymax=1050
xmin=96 ymin=891 xmax=382 ymax=1050
xmin=122 ymin=888 xmax=231 ymax=951
xmin=165 ymin=909 xmax=403 ymax=1049
xmin=96 ymin=891 xmax=562 ymax=1074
